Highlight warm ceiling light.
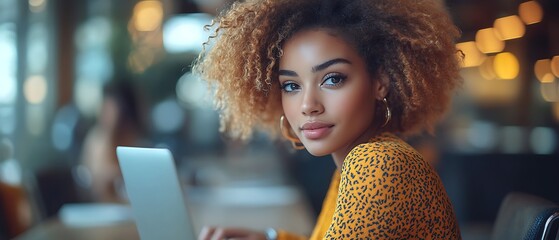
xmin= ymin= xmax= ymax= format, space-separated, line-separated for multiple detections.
xmin=494 ymin=15 xmax=526 ymax=40
xmin=133 ymin=1 xmax=163 ymax=32
xmin=456 ymin=41 xmax=486 ymax=68
xmin=29 ymin=0 xmax=46 ymax=12
xmin=519 ymin=1 xmax=543 ymax=25
xmin=535 ymin=59 xmax=555 ymax=83
xmin=475 ymin=28 xmax=505 ymax=53
xmin=24 ymin=75 xmax=48 ymax=104
xmin=493 ymin=52 xmax=519 ymax=80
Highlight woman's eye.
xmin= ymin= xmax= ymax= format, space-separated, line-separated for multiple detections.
xmin=281 ymin=82 xmax=300 ymax=92
xmin=322 ymin=73 xmax=346 ymax=87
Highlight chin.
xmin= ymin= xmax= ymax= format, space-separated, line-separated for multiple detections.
xmin=302 ymin=143 xmax=333 ymax=157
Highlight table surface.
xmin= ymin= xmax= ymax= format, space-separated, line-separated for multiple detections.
xmin=14 ymin=185 xmax=315 ymax=240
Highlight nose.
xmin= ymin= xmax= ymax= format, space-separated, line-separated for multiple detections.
xmin=301 ymin=88 xmax=324 ymax=116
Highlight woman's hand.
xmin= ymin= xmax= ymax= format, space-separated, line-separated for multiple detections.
xmin=198 ymin=226 xmax=268 ymax=240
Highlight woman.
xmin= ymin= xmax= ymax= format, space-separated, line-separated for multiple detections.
xmin=80 ymin=81 xmax=143 ymax=203
xmin=194 ymin=0 xmax=462 ymax=239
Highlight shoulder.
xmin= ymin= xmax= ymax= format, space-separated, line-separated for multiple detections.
xmin=342 ymin=133 xmax=426 ymax=174
xmin=339 ymin=133 xmax=441 ymax=202
xmin=331 ymin=133 xmax=461 ymax=238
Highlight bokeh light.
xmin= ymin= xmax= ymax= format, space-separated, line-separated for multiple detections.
xmin=500 ymin=126 xmax=525 ymax=154
xmin=151 ymin=99 xmax=185 ymax=134
xmin=519 ymin=1 xmax=543 ymax=25
xmin=24 ymin=75 xmax=48 ymax=104
xmin=0 ymin=157 xmax=22 ymax=185
xmin=529 ymin=127 xmax=557 ymax=154
xmin=493 ymin=52 xmax=519 ymax=80
xmin=74 ymin=17 xmax=113 ymax=50
xmin=456 ymin=41 xmax=486 ymax=68
xmin=176 ymin=72 xmax=211 ymax=109
xmin=0 ymin=23 xmax=17 ymax=104
xmin=133 ymin=1 xmax=163 ymax=32
xmin=163 ymin=13 xmax=213 ymax=54
xmin=28 ymin=0 xmax=46 ymax=13
xmin=475 ymin=28 xmax=505 ymax=54
xmin=74 ymin=78 xmax=103 ymax=118
xmin=467 ymin=121 xmax=498 ymax=151
xmin=535 ymin=59 xmax=555 ymax=83
xmin=51 ymin=105 xmax=80 ymax=151
xmin=493 ymin=15 xmax=525 ymax=40
xmin=551 ymin=56 xmax=559 ymax=78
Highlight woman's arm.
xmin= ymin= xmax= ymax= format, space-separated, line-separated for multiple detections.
xmin=324 ymin=140 xmax=460 ymax=239
xmin=325 ymin=144 xmax=415 ymax=239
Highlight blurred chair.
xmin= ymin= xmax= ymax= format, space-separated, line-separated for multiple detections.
xmin=491 ymin=192 xmax=559 ymax=240
xmin=0 ymin=182 xmax=33 ymax=239
xmin=32 ymin=167 xmax=82 ymax=218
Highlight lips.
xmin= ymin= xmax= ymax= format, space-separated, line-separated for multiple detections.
xmin=300 ymin=122 xmax=334 ymax=140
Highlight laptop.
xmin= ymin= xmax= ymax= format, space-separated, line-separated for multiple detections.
xmin=116 ymin=146 xmax=196 ymax=240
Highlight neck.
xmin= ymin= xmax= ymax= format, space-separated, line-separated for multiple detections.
xmin=331 ymin=126 xmax=384 ymax=171
xmin=331 ymin=152 xmax=345 ymax=170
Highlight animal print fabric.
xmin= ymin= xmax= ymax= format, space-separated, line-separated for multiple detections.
xmin=278 ymin=133 xmax=461 ymax=240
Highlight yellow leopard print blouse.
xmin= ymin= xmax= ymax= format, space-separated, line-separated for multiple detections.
xmin=278 ymin=133 xmax=461 ymax=239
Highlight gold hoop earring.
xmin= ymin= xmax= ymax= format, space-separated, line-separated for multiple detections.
xmin=280 ymin=115 xmax=305 ymax=150
xmin=381 ymin=98 xmax=391 ymax=128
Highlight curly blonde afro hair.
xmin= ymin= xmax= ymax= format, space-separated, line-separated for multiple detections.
xmin=193 ymin=0 xmax=462 ymax=140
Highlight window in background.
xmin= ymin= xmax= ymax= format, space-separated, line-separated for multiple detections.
xmin=74 ymin=16 xmax=113 ymax=118
xmin=24 ymin=22 xmax=49 ymax=136
xmin=162 ymin=13 xmax=212 ymax=54
xmin=0 ymin=0 xmax=19 ymax=172
xmin=0 ymin=22 xmax=17 ymax=136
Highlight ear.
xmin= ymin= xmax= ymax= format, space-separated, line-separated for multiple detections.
xmin=373 ymin=69 xmax=389 ymax=100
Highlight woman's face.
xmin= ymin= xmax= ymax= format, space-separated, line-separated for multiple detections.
xmin=279 ymin=29 xmax=385 ymax=158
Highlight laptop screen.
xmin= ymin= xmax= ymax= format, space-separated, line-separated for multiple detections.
xmin=116 ymin=146 xmax=196 ymax=240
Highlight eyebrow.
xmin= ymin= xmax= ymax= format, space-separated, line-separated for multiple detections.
xmin=312 ymin=58 xmax=352 ymax=72
xmin=278 ymin=58 xmax=352 ymax=77
xmin=278 ymin=69 xmax=298 ymax=77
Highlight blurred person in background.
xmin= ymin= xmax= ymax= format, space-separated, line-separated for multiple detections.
xmin=193 ymin=0 xmax=463 ymax=239
xmin=79 ymin=80 xmax=144 ymax=203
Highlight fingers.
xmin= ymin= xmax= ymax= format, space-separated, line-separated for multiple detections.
xmin=211 ymin=228 xmax=230 ymax=240
xmin=198 ymin=226 xmax=265 ymax=240
xmin=198 ymin=226 xmax=243 ymax=240
xmin=198 ymin=226 xmax=215 ymax=240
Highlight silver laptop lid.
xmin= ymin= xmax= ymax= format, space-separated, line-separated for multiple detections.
xmin=116 ymin=146 xmax=195 ymax=240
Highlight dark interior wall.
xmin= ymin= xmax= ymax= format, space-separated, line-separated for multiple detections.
xmin=439 ymin=153 xmax=559 ymax=224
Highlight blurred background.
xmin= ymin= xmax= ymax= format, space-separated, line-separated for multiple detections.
xmin=0 ymin=0 xmax=557 ymax=239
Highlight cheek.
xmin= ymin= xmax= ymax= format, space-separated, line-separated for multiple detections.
xmin=281 ymin=96 xmax=292 ymax=114
xmin=329 ymin=87 xmax=376 ymax=121
xmin=281 ymin=96 xmax=299 ymax=125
